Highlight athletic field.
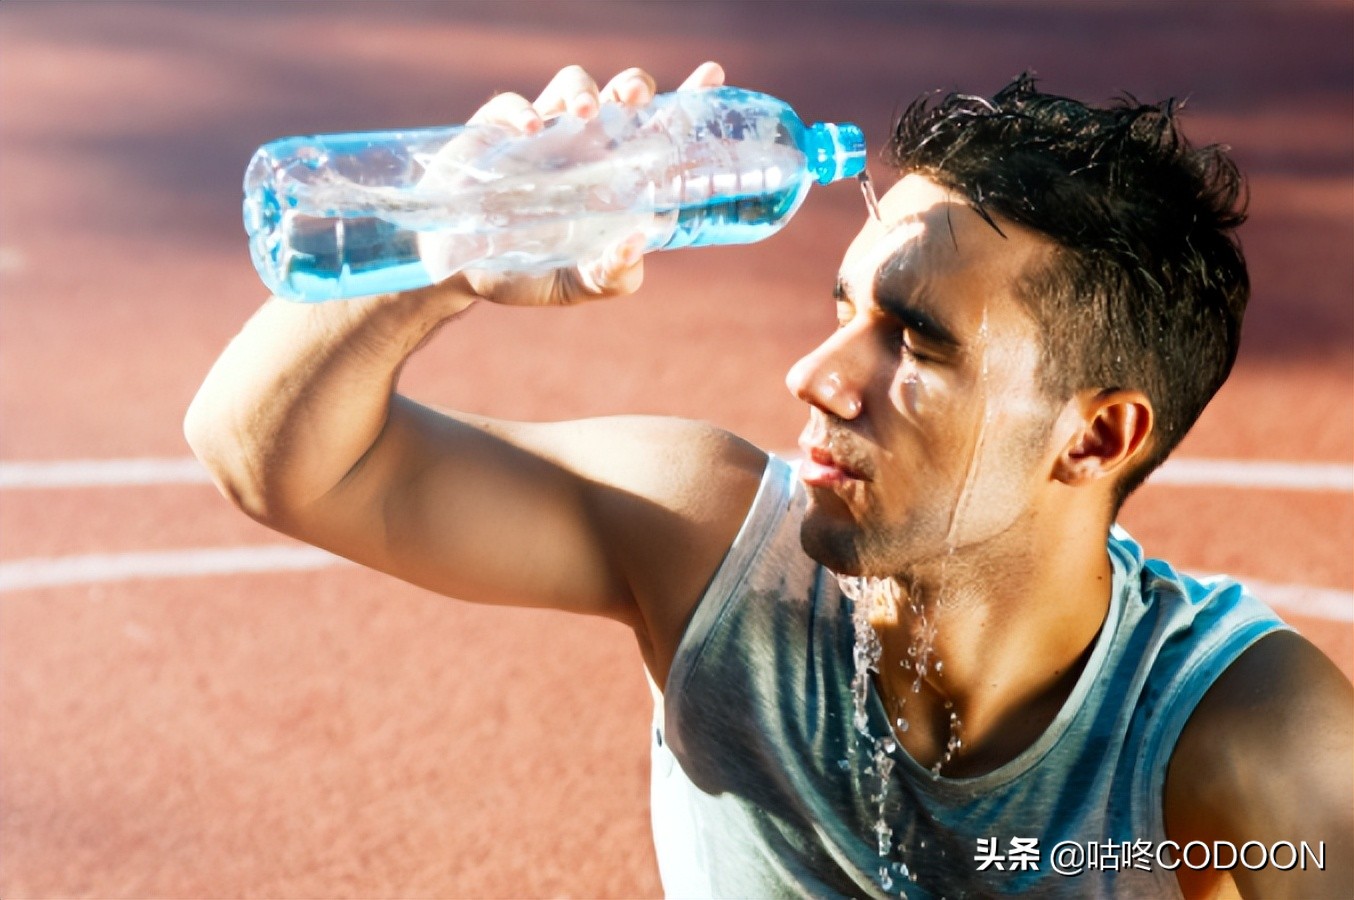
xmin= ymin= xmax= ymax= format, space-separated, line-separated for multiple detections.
xmin=2 ymin=2 xmax=1349 ymax=896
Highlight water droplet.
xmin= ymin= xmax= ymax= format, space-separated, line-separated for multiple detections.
xmin=875 ymin=820 xmax=893 ymax=855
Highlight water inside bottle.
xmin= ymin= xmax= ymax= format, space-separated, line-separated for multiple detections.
xmin=660 ymin=142 xmax=813 ymax=250
xmin=662 ymin=180 xmax=808 ymax=249
xmin=245 ymin=179 xmax=426 ymax=301
xmin=247 ymin=138 xmax=812 ymax=300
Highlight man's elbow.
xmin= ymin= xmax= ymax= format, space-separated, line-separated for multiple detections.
xmin=183 ymin=391 xmax=282 ymax=526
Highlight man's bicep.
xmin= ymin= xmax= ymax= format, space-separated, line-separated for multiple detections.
xmin=484 ymin=412 xmax=769 ymax=663
xmin=278 ymin=397 xmax=628 ymax=622
xmin=303 ymin=399 xmax=764 ymax=633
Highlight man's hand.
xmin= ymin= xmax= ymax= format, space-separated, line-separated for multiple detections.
xmin=415 ymin=61 xmax=725 ymax=309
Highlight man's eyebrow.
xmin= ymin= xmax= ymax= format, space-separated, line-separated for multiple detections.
xmin=832 ymin=278 xmax=851 ymax=304
xmin=837 ymin=275 xmax=962 ymax=349
xmin=886 ymin=293 xmax=959 ymax=348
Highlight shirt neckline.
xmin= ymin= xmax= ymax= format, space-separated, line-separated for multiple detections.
xmin=867 ymin=546 xmax=1128 ymax=797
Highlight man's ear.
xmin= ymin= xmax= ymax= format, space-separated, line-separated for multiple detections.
xmin=1053 ymin=389 xmax=1154 ymax=486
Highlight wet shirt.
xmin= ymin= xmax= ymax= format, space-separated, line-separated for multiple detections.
xmin=649 ymin=455 xmax=1290 ymax=899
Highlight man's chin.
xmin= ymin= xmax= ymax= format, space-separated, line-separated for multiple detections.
xmin=797 ymin=517 xmax=864 ymax=577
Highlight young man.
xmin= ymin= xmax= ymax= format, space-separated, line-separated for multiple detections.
xmin=186 ymin=63 xmax=1352 ymax=898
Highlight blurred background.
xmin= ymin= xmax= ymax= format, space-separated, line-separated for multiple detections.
xmin=1 ymin=2 xmax=1350 ymax=897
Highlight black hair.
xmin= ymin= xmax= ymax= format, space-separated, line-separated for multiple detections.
xmin=887 ymin=73 xmax=1249 ymax=506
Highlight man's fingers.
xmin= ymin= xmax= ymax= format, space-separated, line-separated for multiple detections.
xmin=465 ymin=62 xmax=723 ymax=132
xmin=677 ymin=61 xmax=726 ymax=92
xmin=422 ymin=91 xmax=537 ymax=190
xmin=598 ymin=62 xmax=724 ymax=110
xmin=532 ymin=62 xmax=723 ymax=123
xmin=534 ymin=64 xmax=601 ymax=119
xmin=573 ymin=233 xmax=647 ymax=299
xmin=467 ymin=91 xmax=542 ymax=133
xmin=600 ymin=67 xmax=658 ymax=106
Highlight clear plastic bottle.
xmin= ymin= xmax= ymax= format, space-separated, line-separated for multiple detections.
xmin=243 ymin=87 xmax=866 ymax=302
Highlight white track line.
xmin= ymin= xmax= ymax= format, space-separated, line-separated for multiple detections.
xmin=0 ymin=545 xmax=347 ymax=592
xmin=0 ymin=545 xmax=1347 ymax=623
xmin=1238 ymin=579 xmax=1353 ymax=624
xmin=0 ymin=457 xmax=212 ymax=488
xmin=0 ymin=455 xmax=1351 ymax=492
xmin=0 ymin=456 xmax=1348 ymax=619
xmin=1147 ymin=458 xmax=1352 ymax=493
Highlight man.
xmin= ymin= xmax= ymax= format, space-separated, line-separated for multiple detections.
xmin=186 ymin=63 xmax=1352 ymax=898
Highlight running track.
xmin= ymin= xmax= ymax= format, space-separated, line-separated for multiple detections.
xmin=2 ymin=3 xmax=1350 ymax=897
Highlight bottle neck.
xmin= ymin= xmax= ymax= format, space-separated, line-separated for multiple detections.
xmin=807 ymin=121 xmax=867 ymax=185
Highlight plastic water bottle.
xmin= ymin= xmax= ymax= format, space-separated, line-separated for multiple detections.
xmin=243 ymin=86 xmax=866 ymax=302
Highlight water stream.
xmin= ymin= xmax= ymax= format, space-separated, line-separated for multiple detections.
xmin=838 ymin=302 xmax=995 ymax=894
xmin=858 ymin=169 xmax=883 ymax=221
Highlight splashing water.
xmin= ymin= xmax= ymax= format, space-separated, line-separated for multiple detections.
xmin=872 ymin=737 xmax=897 ymax=853
xmin=918 ymin=307 xmax=992 ymax=777
xmin=834 ymin=299 xmax=997 ymax=890
xmin=839 ymin=575 xmax=916 ymax=895
xmin=842 ymin=575 xmax=893 ymax=736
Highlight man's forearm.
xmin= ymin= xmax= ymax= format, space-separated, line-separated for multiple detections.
xmin=184 ymin=284 xmax=475 ymax=524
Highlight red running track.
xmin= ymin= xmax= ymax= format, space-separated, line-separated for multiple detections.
xmin=1 ymin=3 xmax=1350 ymax=897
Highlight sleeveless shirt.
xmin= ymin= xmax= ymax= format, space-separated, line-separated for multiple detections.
xmin=650 ymin=455 xmax=1290 ymax=898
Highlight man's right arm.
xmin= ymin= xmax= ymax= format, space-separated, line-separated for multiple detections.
xmin=184 ymin=281 xmax=765 ymax=684
xmin=187 ymin=62 xmax=761 ymax=682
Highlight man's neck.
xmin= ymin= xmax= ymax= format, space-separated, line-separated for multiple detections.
xmin=869 ymin=521 xmax=1114 ymax=777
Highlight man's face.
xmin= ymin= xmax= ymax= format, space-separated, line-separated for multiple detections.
xmin=787 ymin=174 xmax=1064 ymax=579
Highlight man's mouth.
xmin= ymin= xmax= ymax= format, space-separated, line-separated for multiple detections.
xmin=798 ymin=437 xmax=871 ymax=488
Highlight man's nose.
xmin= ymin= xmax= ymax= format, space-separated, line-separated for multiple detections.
xmin=785 ymin=329 xmax=864 ymax=420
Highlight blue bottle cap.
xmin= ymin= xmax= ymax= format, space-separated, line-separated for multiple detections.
xmin=808 ymin=122 xmax=867 ymax=185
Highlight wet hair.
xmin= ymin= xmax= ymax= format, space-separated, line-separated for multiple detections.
xmin=886 ymin=73 xmax=1249 ymax=507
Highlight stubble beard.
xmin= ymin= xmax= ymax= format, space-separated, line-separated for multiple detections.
xmin=798 ymin=495 xmax=955 ymax=583
xmin=798 ymin=469 xmax=1040 ymax=601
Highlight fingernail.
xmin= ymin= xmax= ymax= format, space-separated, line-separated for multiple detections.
xmin=516 ymin=109 xmax=540 ymax=131
xmin=614 ymin=235 xmax=643 ymax=267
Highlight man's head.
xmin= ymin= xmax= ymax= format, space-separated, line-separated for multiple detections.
xmin=886 ymin=73 xmax=1250 ymax=504
xmin=788 ymin=76 xmax=1249 ymax=580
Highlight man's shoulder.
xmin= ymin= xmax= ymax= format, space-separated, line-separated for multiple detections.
xmin=1168 ymin=630 xmax=1351 ymax=777
xmin=575 ymin=416 xmax=769 ymax=687
xmin=1164 ymin=630 xmax=1354 ymax=892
